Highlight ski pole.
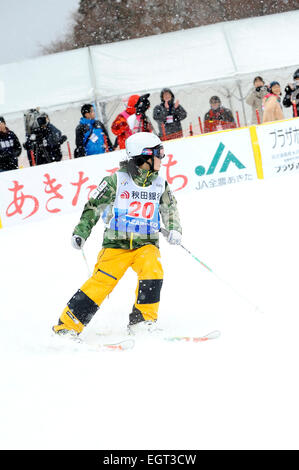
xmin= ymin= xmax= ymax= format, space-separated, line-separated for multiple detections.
xmin=160 ymin=228 xmax=213 ymax=273
xmin=160 ymin=227 xmax=261 ymax=312
xmin=81 ymin=247 xmax=92 ymax=277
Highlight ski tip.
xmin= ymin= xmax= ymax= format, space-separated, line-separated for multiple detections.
xmin=164 ymin=330 xmax=221 ymax=343
xmin=201 ymin=330 xmax=221 ymax=340
xmin=102 ymin=339 xmax=135 ymax=351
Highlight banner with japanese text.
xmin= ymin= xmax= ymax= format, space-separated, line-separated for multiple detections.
xmin=163 ymin=127 xmax=258 ymax=192
xmin=256 ymin=117 xmax=299 ymax=179
xmin=0 ymin=151 xmax=124 ymax=228
xmin=0 ymin=127 xmax=258 ymax=228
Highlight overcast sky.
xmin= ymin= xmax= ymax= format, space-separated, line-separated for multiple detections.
xmin=0 ymin=0 xmax=79 ymax=65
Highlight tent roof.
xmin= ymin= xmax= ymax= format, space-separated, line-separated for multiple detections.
xmin=90 ymin=10 xmax=299 ymax=99
xmin=1 ymin=10 xmax=298 ymax=114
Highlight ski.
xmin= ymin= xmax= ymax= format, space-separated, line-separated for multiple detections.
xmin=99 ymin=339 xmax=135 ymax=351
xmin=164 ymin=330 xmax=221 ymax=343
xmin=90 ymin=329 xmax=220 ymax=349
xmin=52 ymin=331 xmax=135 ymax=351
xmin=94 ymin=332 xmax=135 ymax=351
xmin=81 ymin=337 xmax=135 ymax=351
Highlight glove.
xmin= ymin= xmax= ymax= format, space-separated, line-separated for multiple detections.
xmin=167 ymin=230 xmax=182 ymax=245
xmin=60 ymin=135 xmax=67 ymax=144
xmin=71 ymin=235 xmax=85 ymax=250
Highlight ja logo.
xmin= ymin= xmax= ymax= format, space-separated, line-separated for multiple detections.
xmin=195 ymin=142 xmax=245 ymax=176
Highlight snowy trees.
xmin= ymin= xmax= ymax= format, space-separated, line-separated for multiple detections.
xmin=41 ymin=0 xmax=299 ymax=55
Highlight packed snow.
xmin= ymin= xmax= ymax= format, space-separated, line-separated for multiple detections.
xmin=1 ymin=170 xmax=299 ymax=450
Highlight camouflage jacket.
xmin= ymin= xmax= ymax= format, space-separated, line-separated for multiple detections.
xmin=73 ymin=167 xmax=182 ymax=250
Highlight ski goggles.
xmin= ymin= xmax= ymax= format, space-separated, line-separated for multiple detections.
xmin=141 ymin=144 xmax=165 ymax=159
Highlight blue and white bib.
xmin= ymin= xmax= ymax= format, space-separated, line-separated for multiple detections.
xmin=109 ymin=172 xmax=164 ymax=235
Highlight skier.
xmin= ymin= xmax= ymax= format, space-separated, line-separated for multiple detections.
xmin=52 ymin=132 xmax=182 ymax=337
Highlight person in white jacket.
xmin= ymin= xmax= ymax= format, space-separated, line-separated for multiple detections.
xmin=246 ymin=76 xmax=268 ymax=124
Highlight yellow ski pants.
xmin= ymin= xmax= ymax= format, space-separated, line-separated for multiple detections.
xmin=54 ymin=244 xmax=164 ymax=334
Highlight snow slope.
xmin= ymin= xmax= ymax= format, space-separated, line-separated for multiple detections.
xmin=1 ymin=173 xmax=299 ymax=450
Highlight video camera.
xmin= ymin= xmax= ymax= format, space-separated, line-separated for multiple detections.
xmin=31 ymin=113 xmax=48 ymax=134
xmin=135 ymin=93 xmax=150 ymax=116
xmin=23 ymin=111 xmax=50 ymax=156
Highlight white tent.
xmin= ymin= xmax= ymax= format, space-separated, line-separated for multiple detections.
xmin=90 ymin=9 xmax=299 ymax=99
xmin=0 ymin=10 xmax=298 ymax=115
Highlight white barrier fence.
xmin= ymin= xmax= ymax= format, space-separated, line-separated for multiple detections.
xmin=256 ymin=118 xmax=299 ymax=179
xmin=1 ymin=117 xmax=299 ymax=229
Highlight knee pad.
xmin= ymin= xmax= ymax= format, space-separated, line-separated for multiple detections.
xmin=67 ymin=289 xmax=99 ymax=326
xmin=136 ymin=279 xmax=163 ymax=305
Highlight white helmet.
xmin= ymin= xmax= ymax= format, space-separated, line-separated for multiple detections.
xmin=125 ymin=132 xmax=162 ymax=158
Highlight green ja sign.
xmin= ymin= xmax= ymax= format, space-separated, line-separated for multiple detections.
xmin=195 ymin=142 xmax=246 ymax=176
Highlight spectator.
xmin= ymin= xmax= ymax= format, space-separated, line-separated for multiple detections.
xmin=126 ymin=94 xmax=155 ymax=134
xmin=23 ymin=108 xmax=40 ymax=166
xmin=23 ymin=111 xmax=67 ymax=165
xmin=246 ymin=76 xmax=269 ymax=124
xmin=111 ymin=94 xmax=140 ymax=149
xmin=283 ymin=68 xmax=299 ymax=117
xmin=262 ymin=81 xmax=284 ymax=123
xmin=74 ymin=104 xmax=113 ymax=158
xmin=0 ymin=116 xmax=22 ymax=172
xmin=153 ymin=88 xmax=187 ymax=140
xmin=203 ymin=96 xmax=236 ymax=133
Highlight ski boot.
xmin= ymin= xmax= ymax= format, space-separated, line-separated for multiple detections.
xmin=52 ymin=308 xmax=84 ymax=338
xmin=127 ymin=307 xmax=157 ymax=335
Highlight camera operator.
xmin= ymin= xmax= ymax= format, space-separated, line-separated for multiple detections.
xmin=283 ymin=68 xmax=299 ymax=117
xmin=246 ymin=76 xmax=269 ymax=124
xmin=127 ymin=93 xmax=155 ymax=134
xmin=23 ymin=113 xmax=67 ymax=166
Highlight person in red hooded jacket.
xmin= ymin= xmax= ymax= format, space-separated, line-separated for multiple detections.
xmin=111 ymin=95 xmax=140 ymax=149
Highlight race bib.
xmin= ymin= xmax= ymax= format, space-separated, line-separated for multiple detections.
xmin=90 ymin=132 xmax=99 ymax=143
xmin=109 ymin=172 xmax=164 ymax=235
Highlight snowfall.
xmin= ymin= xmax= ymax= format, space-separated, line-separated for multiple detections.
xmin=2 ymin=166 xmax=299 ymax=451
